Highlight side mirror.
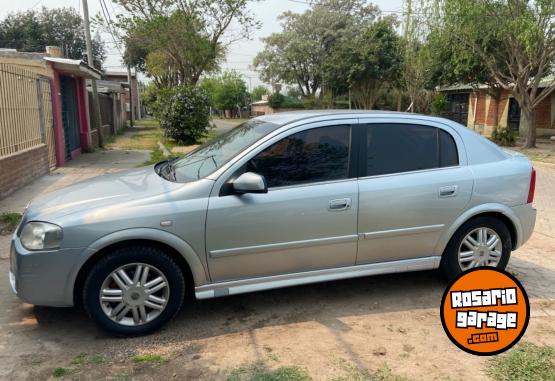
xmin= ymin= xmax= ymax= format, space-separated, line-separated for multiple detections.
xmin=233 ymin=172 xmax=268 ymax=194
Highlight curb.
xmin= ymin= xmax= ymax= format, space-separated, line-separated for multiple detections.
xmin=157 ymin=141 xmax=172 ymax=157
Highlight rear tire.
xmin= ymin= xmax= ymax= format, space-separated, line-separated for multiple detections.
xmin=83 ymin=246 xmax=185 ymax=336
xmin=440 ymin=216 xmax=511 ymax=280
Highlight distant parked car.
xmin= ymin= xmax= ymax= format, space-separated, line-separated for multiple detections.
xmin=10 ymin=111 xmax=536 ymax=335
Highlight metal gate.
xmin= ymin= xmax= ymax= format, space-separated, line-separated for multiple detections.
xmin=60 ymin=76 xmax=80 ymax=158
xmin=0 ymin=63 xmax=57 ymax=168
xmin=444 ymin=93 xmax=470 ymax=125
xmin=508 ymin=98 xmax=521 ymax=131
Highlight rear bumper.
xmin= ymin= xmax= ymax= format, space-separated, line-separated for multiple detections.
xmin=9 ymin=237 xmax=85 ymax=307
xmin=510 ymin=203 xmax=536 ymax=249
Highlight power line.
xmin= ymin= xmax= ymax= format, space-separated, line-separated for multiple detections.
xmin=98 ymin=0 xmax=124 ymax=56
xmin=30 ymin=0 xmax=43 ymax=9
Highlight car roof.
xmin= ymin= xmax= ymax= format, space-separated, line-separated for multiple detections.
xmin=254 ymin=110 xmax=454 ymax=126
xmin=253 ymin=110 xmax=510 ymax=165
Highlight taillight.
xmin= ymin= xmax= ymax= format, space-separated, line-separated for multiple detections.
xmin=527 ymin=167 xmax=536 ymax=204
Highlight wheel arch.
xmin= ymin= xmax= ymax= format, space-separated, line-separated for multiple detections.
xmin=71 ymin=229 xmax=209 ymax=306
xmin=435 ymin=203 xmax=521 ymax=260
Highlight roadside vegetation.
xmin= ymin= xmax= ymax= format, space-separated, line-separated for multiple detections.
xmin=0 ymin=212 xmax=22 ymax=235
xmin=487 ymin=343 xmax=555 ymax=381
xmin=131 ymin=354 xmax=168 ymax=364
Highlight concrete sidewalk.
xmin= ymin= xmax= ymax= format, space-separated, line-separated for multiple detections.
xmin=0 ymin=149 xmax=149 ymax=258
xmin=0 ymin=149 xmax=149 ymax=214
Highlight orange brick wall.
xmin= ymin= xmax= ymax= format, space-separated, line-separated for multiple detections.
xmin=534 ymin=96 xmax=552 ymax=130
xmin=486 ymin=91 xmax=510 ymax=126
xmin=474 ymin=92 xmax=487 ymax=125
xmin=0 ymin=144 xmax=49 ymax=199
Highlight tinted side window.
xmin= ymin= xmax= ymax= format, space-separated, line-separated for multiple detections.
xmin=366 ymin=124 xmax=438 ymax=176
xmin=365 ymin=124 xmax=459 ymax=176
xmin=439 ymin=129 xmax=459 ymax=167
xmin=247 ymin=125 xmax=351 ymax=188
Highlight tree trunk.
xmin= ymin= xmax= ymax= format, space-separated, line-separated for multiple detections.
xmin=522 ymin=107 xmax=536 ymax=149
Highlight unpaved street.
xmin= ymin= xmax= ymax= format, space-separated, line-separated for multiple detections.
xmin=0 ymin=155 xmax=553 ymax=380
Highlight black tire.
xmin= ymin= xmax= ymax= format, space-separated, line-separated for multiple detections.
xmin=83 ymin=245 xmax=185 ymax=336
xmin=440 ymin=216 xmax=512 ymax=280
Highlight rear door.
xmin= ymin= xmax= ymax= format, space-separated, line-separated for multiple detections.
xmin=356 ymin=119 xmax=474 ymax=264
xmin=206 ymin=121 xmax=359 ymax=281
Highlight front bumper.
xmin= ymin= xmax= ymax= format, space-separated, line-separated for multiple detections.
xmin=9 ymin=236 xmax=87 ymax=307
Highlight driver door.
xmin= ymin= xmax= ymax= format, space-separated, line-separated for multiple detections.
xmin=205 ymin=122 xmax=359 ymax=282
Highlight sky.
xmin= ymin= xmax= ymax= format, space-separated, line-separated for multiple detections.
xmin=0 ymin=0 xmax=404 ymax=88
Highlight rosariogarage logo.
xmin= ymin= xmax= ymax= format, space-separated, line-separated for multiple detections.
xmin=440 ymin=268 xmax=530 ymax=356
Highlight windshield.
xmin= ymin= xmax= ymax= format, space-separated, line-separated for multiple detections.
xmin=158 ymin=119 xmax=281 ymax=182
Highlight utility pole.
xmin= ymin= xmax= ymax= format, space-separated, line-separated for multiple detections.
xmin=127 ymin=65 xmax=135 ymax=128
xmin=82 ymin=0 xmax=103 ymax=147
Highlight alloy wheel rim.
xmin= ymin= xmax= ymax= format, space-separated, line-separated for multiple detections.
xmin=458 ymin=227 xmax=503 ymax=271
xmin=99 ymin=263 xmax=170 ymax=326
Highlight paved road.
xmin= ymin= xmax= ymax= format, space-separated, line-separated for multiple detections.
xmin=212 ymin=118 xmax=242 ymax=134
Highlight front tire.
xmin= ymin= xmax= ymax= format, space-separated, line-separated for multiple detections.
xmin=83 ymin=246 xmax=185 ymax=336
xmin=440 ymin=216 xmax=512 ymax=280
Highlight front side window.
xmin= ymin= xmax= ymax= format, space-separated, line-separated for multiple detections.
xmin=247 ymin=125 xmax=351 ymax=188
xmin=365 ymin=124 xmax=459 ymax=176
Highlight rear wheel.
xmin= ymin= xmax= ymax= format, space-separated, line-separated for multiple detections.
xmin=83 ymin=246 xmax=185 ymax=336
xmin=440 ymin=216 xmax=511 ymax=280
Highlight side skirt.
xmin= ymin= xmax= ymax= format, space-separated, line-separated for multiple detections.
xmin=195 ymin=256 xmax=441 ymax=299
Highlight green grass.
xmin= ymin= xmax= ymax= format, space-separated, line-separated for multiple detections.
xmin=71 ymin=353 xmax=87 ymax=366
xmin=131 ymin=354 xmax=168 ymax=364
xmin=331 ymin=360 xmax=410 ymax=381
xmin=227 ymin=362 xmax=310 ymax=381
xmin=141 ymin=146 xmax=166 ymax=166
xmin=0 ymin=212 xmax=22 ymax=234
xmin=488 ymin=343 xmax=555 ymax=381
xmin=53 ymin=367 xmax=69 ymax=378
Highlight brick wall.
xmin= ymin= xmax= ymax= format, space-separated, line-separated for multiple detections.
xmin=0 ymin=144 xmax=49 ymax=199
xmin=474 ymin=92 xmax=487 ymax=125
xmin=534 ymin=96 xmax=552 ymax=130
xmin=486 ymin=91 xmax=510 ymax=126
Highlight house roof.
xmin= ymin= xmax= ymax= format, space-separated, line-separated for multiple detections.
xmin=104 ymin=69 xmax=136 ymax=78
xmin=439 ymin=76 xmax=555 ymax=92
xmin=86 ymin=79 xmax=125 ymax=93
xmin=44 ymin=57 xmax=102 ymax=79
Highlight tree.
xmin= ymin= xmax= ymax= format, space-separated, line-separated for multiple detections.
xmin=336 ymin=17 xmax=403 ymax=109
xmin=251 ymin=85 xmax=269 ymax=101
xmin=440 ymin=0 xmax=555 ymax=148
xmin=0 ymin=7 xmax=105 ymax=67
xmin=115 ymin=0 xmax=259 ymax=87
xmin=253 ymin=0 xmax=378 ymax=97
xmin=213 ymin=71 xmax=248 ymax=114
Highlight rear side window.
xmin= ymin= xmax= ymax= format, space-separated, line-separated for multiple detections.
xmin=365 ymin=124 xmax=458 ymax=176
xmin=439 ymin=129 xmax=459 ymax=167
xmin=247 ymin=125 xmax=351 ymax=188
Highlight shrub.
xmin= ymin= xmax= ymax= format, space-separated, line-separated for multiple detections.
xmin=431 ymin=93 xmax=447 ymax=115
xmin=491 ymin=127 xmax=517 ymax=147
xmin=268 ymin=92 xmax=285 ymax=109
xmin=159 ymin=86 xmax=211 ymax=145
xmin=281 ymin=95 xmax=304 ymax=109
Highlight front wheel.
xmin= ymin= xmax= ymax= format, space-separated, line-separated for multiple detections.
xmin=83 ymin=246 xmax=185 ymax=336
xmin=440 ymin=216 xmax=512 ymax=280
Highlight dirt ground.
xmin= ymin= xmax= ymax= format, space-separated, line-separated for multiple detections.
xmin=0 ymin=155 xmax=553 ymax=380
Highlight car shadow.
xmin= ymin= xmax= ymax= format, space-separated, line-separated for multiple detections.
xmin=27 ymin=256 xmax=554 ymax=345
xmin=29 ymin=270 xmax=445 ymax=340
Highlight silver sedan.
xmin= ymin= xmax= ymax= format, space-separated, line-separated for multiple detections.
xmin=9 ymin=111 xmax=537 ymax=335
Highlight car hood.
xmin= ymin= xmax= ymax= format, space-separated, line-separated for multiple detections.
xmin=26 ymin=167 xmax=183 ymax=221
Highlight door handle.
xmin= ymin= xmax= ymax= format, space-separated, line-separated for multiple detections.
xmin=328 ymin=198 xmax=351 ymax=211
xmin=439 ymin=185 xmax=458 ymax=198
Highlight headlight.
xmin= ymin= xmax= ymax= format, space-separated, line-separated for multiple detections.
xmin=20 ymin=222 xmax=63 ymax=250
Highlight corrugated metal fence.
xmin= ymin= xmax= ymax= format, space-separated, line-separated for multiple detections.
xmin=0 ymin=63 xmax=56 ymax=167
